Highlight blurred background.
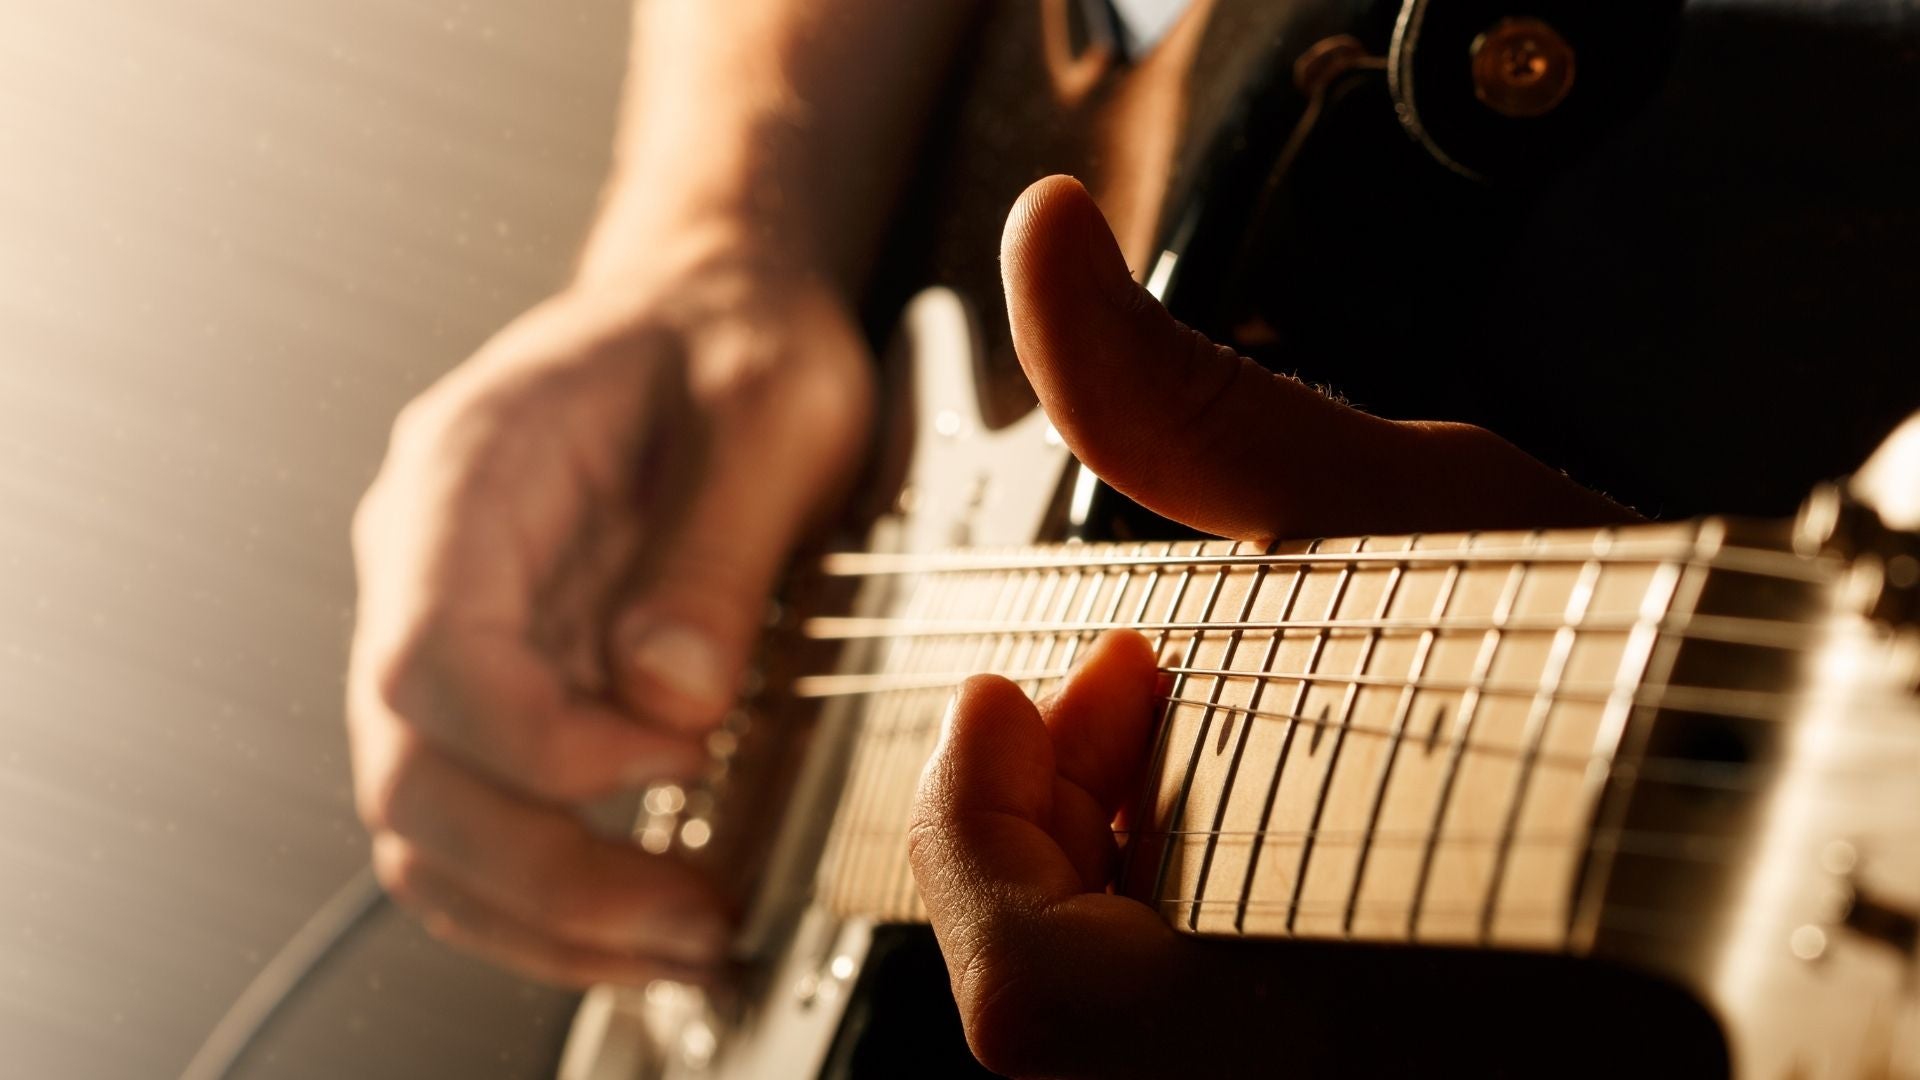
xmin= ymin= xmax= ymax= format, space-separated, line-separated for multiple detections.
xmin=0 ymin=2 xmax=633 ymax=1075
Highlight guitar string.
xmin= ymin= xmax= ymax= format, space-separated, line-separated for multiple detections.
xmin=1285 ymin=540 xmax=1399 ymax=932
xmin=1153 ymin=539 xmax=1271 ymax=914
xmin=822 ymin=824 xmax=1911 ymax=947
xmin=805 ymin=570 xmax=1908 ymax=943
xmin=808 ymin=545 xmax=1903 ymax=928
xmin=814 ymin=690 xmax=1914 ymax=932
xmin=825 ymin=822 xmax=1920 ymax=858
xmin=1120 ymin=540 xmax=1223 ymax=897
xmin=815 ymin=544 xmax=1832 ymax=583
xmin=799 ymin=611 xmax=1815 ymax=651
xmin=817 ymin=889 xmax=1826 ymax=952
xmin=788 ymin=663 xmax=1910 ymax=734
xmin=805 ymin=678 xmax=1917 ymax=803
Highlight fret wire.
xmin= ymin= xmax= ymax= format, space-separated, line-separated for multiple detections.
xmin=1025 ymin=563 xmax=1088 ymax=695
xmin=1083 ymin=542 xmax=1150 ymax=664
xmin=1159 ymin=694 xmax=1920 ymax=793
xmin=1008 ymin=566 xmax=1068 ymax=697
xmin=818 ymin=544 xmax=1831 ymax=583
xmin=1565 ymin=526 xmax=1711 ymax=947
xmin=822 ymin=565 xmax=926 ymax=911
xmin=846 ymin=566 xmax=965 ymax=915
xmin=893 ymin=569 xmax=983 ymax=916
xmin=1287 ymin=538 xmax=1403 ymax=934
xmin=799 ymin=611 xmax=1815 ymax=651
xmin=1034 ymin=547 xmax=1137 ymax=907
xmin=1139 ymin=540 xmax=1183 ymax=656
xmin=826 ymin=566 xmax=942 ymax=911
xmin=1124 ymin=541 xmax=1230 ymax=896
xmin=941 ymin=565 xmax=1042 ymax=901
xmin=1157 ymin=693 xmax=1590 ymax=766
xmin=1576 ymin=560 xmax=1686 ymax=837
xmin=1409 ymin=534 xmax=1536 ymax=936
xmin=1055 ymin=555 xmax=1119 ymax=672
xmin=1481 ymin=548 xmax=1606 ymax=943
xmin=1185 ymin=543 xmax=1284 ymax=931
xmin=1344 ymin=546 xmax=1465 ymax=934
xmin=882 ymin=565 xmax=1012 ymax=916
xmin=1153 ymin=541 xmax=1266 ymax=920
xmin=866 ymin=565 xmax=959 ymax=920
xmin=902 ymin=561 xmax=1057 ymax=917
xmin=1109 ymin=541 xmax=1177 ymax=890
xmin=1237 ymin=540 xmax=1343 ymax=934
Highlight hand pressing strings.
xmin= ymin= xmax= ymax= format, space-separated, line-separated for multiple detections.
xmin=907 ymin=176 xmax=1650 ymax=1078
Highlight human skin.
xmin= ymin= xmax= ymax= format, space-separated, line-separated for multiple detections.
xmin=344 ymin=0 xmax=1629 ymax=1003
xmin=907 ymin=176 xmax=1640 ymax=1078
xmin=346 ymin=0 xmax=971 ymax=985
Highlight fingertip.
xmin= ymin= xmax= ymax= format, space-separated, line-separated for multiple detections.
xmin=612 ymin=613 xmax=740 ymax=732
xmin=1001 ymin=174 xmax=1092 ymax=266
xmin=1084 ymin=628 xmax=1159 ymax=685
xmin=1045 ymin=631 xmax=1165 ymax=814
xmin=946 ymin=673 xmax=1034 ymax=730
xmin=1065 ymin=629 xmax=1162 ymax=711
xmin=937 ymin=673 xmax=1045 ymax=771
xmin=1001 ymin=174 xmax=1132 ymax=312
xmin=935 ymin=674 xmax=1055 ymax=822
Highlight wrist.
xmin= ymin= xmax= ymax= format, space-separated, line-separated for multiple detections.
xmin=576 ymin=77 xmax=848 ymax=291
xmin=572 ymin=199 xmax=842 ymax=306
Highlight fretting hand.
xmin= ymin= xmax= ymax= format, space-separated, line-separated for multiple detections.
xmin=908 ymin=176 xmax=1640 ymax=1078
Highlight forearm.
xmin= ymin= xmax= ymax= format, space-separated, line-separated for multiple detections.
xmin=579 ymin=0 xmax=974 ymax=293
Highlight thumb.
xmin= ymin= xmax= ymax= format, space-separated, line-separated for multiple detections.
xmin=1001 ymin=175 xmax=1633 ymax=540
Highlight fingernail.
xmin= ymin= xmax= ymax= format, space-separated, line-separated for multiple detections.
xmin=628 ymin=624 xmax=733 ymax=714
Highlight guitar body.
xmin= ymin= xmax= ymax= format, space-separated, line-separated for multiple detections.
xmin=561 ymin=2 xmax=1920 ymax=1076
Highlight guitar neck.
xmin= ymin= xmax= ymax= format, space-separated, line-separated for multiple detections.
xmin=803 ymin=518 xmax=1830 ymax=953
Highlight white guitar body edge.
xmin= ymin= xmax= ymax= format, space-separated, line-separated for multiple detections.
xmin=560 ymin=286 xmax=1072 ymax=1080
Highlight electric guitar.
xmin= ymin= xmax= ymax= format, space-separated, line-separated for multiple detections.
xmin=559 ymin=2 xmax=1920 ymax=1075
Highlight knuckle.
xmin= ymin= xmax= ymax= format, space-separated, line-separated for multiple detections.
xmin=370 ymin=836 xmax=431 ymax=910
xmin=1422 ymin=419 xmax=1501 ymax=453
xmin=353 ymin=735 xmax=428 ymax=836
xmin=959 ymin=965 xmax=1050 ymax=1079
xmin=1173 ymin=336 xmax=1255 ymax=428
xmin=364 ymin=621 xmax=450 ymax=727
xmin=349 ymin=483 xmax=386 ymax=557
xmin=389 ymin=388 xmax=440 ymax=443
